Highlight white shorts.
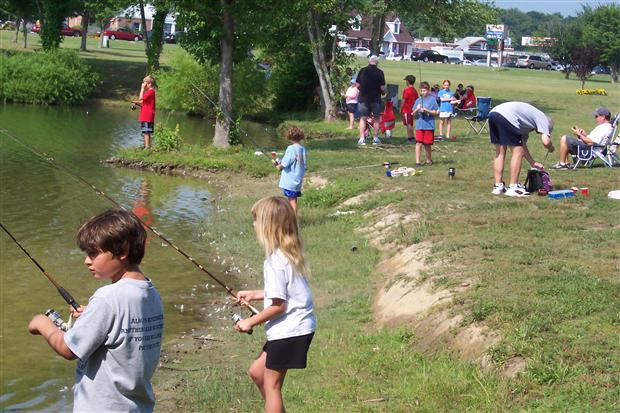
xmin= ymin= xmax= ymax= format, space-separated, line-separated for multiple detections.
xmin=439 ymin=112 xmax=452 ymax=119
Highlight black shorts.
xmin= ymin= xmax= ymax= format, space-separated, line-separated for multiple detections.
xmin=261 ymin=332 xmax=314 ymax=370
xmin=358 ymin=101 xmax=383 ymax=118
xmin=141 ymin=122 xmax=154 ymax=135
xmin=488 ymin=112 xmax=523 ymax=146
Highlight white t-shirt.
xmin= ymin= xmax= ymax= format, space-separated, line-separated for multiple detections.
xmin=263 ymin=250 xmax=316 ymax=341
xmin=588 ymin=122 xmax=612 ymax=144
xmin=64 ymin=278 xmax=164 ymax=413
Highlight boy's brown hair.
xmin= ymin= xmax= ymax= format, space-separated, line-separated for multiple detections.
xmin=285 ymin=126 xmax=305 ymax=142
xmin=77 ymin=209 xmax=147 ymax=265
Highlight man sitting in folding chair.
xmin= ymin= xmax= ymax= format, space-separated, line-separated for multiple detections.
xmin=551 ymin=106 xmax=613 ymax=169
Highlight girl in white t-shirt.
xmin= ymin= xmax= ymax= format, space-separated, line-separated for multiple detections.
xmin=235 ymin=196 xmax=316 ymax=413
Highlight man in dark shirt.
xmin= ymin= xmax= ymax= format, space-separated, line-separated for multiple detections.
xmin=356 ymin=55 xmax=385 ymax=145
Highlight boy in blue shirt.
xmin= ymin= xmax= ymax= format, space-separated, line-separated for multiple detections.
xmin=276 ymin=126 xmax=307 ymax=214
xmin=412 ymin=81 xmax=439 ymax=165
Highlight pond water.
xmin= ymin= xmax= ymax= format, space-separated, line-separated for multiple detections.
xmin=0 ymin=104 xmax=277 ymax=411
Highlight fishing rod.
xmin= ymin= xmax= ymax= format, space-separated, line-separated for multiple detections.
xmin=0 ymin=222 xmax=80 ymax=311
xmin=187 ymin=79 xmax=277 ymax=162
xmin=0 ymin=129 xmax=259 ymax=316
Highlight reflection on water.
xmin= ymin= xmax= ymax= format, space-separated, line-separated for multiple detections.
xmin=0 ymin=103 xmax=265 ymax=411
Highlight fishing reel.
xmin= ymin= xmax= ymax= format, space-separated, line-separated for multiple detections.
xmin=45 ymin=308 xmax=71 ymax=332
xmin=231 ymin=313 xmax=253 ymax=335
xmin=130 ymin=103 xmax=137 ymax=111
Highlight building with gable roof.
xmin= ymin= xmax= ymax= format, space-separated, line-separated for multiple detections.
xmin=345 ymin=14 xmax=414 ymax=58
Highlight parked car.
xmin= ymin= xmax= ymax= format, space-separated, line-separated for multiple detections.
xmin=164 ymin=31 xmax=185 ymax=44
xmin=516 ymin=55 xmax=552 ymax=70
xmin=448 ymin=57 xmax=463 ymax=64
xmin=462 ymin=59 xmax=473 ymax=65
xmin=591 ymin=64 xmax=611 ymax=75
xmin=412 ymin=50 xmax=449 ymax=63
xmin=344 ymin=46 xmax=371 ymax=57
xmin=31 ymin=24 xmax=81 ymax=36
xmin=385 ymin=51 xmax=403 ymax=61
xmin=103 ymin=28 xmax=143 ymax=41
xmin=472 ymin=58 xmax=498 ymax=68
xmin=409 ymin=48 xmax=428 ymax=61
xmin=550 ymin=61 xmax=567 ymax=71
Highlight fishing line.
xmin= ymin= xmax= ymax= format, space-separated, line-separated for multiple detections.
xmin=0 ymin=129 xmax=259 ymax=315
xmin=187 ymin=79 xmax=272 ymax=156
xmin=0 ymin=222 xmax=80 ymax=310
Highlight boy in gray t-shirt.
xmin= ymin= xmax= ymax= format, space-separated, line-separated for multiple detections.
xmin=28 ymin=209 xmax=164 ymax=412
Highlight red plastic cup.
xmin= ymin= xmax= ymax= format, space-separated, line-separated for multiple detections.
xmin=271 ymin=152 xmax=277 ymax=158
xmin=580 ymin=187 xmax=589 ymax=196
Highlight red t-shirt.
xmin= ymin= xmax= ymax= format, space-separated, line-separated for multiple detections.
xmin=462 ymin=92 xmax=476 ymax=109
xmin=139 ymin=88 xmax=156 ymax=122
xmin=401 ymin=86 xmax=419 ymax=114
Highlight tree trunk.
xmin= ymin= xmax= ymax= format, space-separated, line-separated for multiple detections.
xmin=14 ymin=18 xmax=21 ymax=43
xmin=213 ymin=0 xmax=233 ymax=148
xmin=99 ymin=21 xmax=105 ymax=48
xmin=147 ymin=7 xmax=168 ymax=73
xmin=22 ymin=19 xmax=28 ymax=48
xmin=80 ymin=10 xmax=89 ymax=51
xmin=307 ymin=11 xmax=336 ymax=121
xmin=370 ymin=14 xmax=385 ymax=55
xmin=138 ymin=0 xmax=151 ymax=57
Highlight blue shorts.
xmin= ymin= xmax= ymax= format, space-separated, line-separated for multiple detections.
xmin=141 ymin=122 xmax=154 ymax=135
xmin=489 ymin=112 xmax=523 ymax=146
xmin=282 ymin=188 xmax=302 ymax=199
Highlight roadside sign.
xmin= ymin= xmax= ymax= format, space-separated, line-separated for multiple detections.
xmin=486 ymin=24 xmax=506 ymax=40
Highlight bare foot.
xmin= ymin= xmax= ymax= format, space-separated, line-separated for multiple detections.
xmin=346 ymin=127 xmax=353 ymax=130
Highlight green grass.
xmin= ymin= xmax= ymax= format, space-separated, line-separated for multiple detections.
xmin=0 ymin=29 xmax=182 ymax=102
xmin=151 ymin=63 xmax=618 ymax=411
xmin=3 ymin=30 xmax=619 ymax=410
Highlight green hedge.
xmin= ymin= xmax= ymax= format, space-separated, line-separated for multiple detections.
xmin=0 ymin=49 xmax=100 ymax=104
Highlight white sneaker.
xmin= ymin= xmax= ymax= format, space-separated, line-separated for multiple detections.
xmin=357 ymin=138 xmax=366 ymax=146
xmin=373 ymin=137 xmax=381 ymax=145
xmin=505 ymin=183 xmax=530 ymax=197
xmin=491 ymin=182 xmax=506 ymax=195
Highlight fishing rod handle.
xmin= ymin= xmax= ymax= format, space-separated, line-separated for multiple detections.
xmin=58 ymin=286 xmax=80 ymax=310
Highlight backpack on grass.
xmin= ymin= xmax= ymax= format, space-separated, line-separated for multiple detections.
xmin=525 ymin=168 xmax=553 ymax=196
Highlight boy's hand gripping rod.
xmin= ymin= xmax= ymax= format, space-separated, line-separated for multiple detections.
xmin=1 ymin=222 xmax=80 ymax=310
xmin=1 ymin=129 xmax=259 ymax=316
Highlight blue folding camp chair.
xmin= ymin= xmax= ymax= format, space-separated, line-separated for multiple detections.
xmin=572 ymin=113 xmax=619 ymax=169
xmin=461 ymin=97 xmax=492 ymax=135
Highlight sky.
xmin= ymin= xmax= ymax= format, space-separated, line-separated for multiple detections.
xmin=493 ymin=0 xmax=617 ymax=16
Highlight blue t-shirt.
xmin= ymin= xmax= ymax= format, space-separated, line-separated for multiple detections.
xmin=279 ymin=143 xmax=307 ymax=192
xmin=438 ymin=89 xmax=454 ymax=113
xmin=414 ymin=96 xmax=439 ymax=130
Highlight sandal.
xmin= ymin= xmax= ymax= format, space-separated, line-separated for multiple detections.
xmin=425 ymin=160 xmax=433 ymax=165
xmin=415 ymin=162 xmax=422 ymax=166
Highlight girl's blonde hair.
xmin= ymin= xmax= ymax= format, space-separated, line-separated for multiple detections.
xmin=252 ymin=196 xmax=308 ymax=276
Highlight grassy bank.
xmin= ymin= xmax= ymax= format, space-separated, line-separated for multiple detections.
xmin=149 ymin=68 xmax=618 ymax=411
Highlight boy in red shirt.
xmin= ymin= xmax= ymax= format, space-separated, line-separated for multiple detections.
xmin=401 ymin=75 xmax=418 ymax=143
xmin=133 ymin=76 xmax=156 ymax=150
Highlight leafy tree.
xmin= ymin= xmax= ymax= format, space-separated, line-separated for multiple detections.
xmin=580 ymin=4 xmax=620 ymax=83
xmin=402 ymin=0 xmax=499 ymax=42
xmin=85 ymin=0 xmax=131 ymax=48
xmin=0 ymin=0 xmax=38 ymax=48
xmin=570 ymin=42 xmax=600 ymax=89
xmin=544 ymin=19 xmax=582 ymax=79
xmin=38 ymin=0 xmax=73 ymax=50
xmin=173 ymin=0 xmax=267 ymax=147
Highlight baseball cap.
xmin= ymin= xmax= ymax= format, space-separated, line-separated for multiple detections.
xmin=592 ymin=106 xmax=611 ymax=117
xmin=368 ymin=55 xmax=378 ymax=63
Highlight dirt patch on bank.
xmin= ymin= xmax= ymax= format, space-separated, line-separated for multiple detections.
xmin=348 ymin=191 xmax=522 ymax=377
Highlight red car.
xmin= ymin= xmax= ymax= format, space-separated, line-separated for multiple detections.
xmin=103 ymin=28 xmax=143 ymax=41
xmin=31 ymin=25 xmax=81 ymax=37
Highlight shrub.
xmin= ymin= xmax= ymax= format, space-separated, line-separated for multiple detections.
xmin=154 ymin=123 xmax=183 ymax=152
xmin=0 ymin=49 xmax=100 ymax=104
xmin=156 ymin=51 xmax=269 ymax=117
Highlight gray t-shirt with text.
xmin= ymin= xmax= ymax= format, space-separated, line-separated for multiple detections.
xmin=64 ymin=278 xmax=164 ymax=413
